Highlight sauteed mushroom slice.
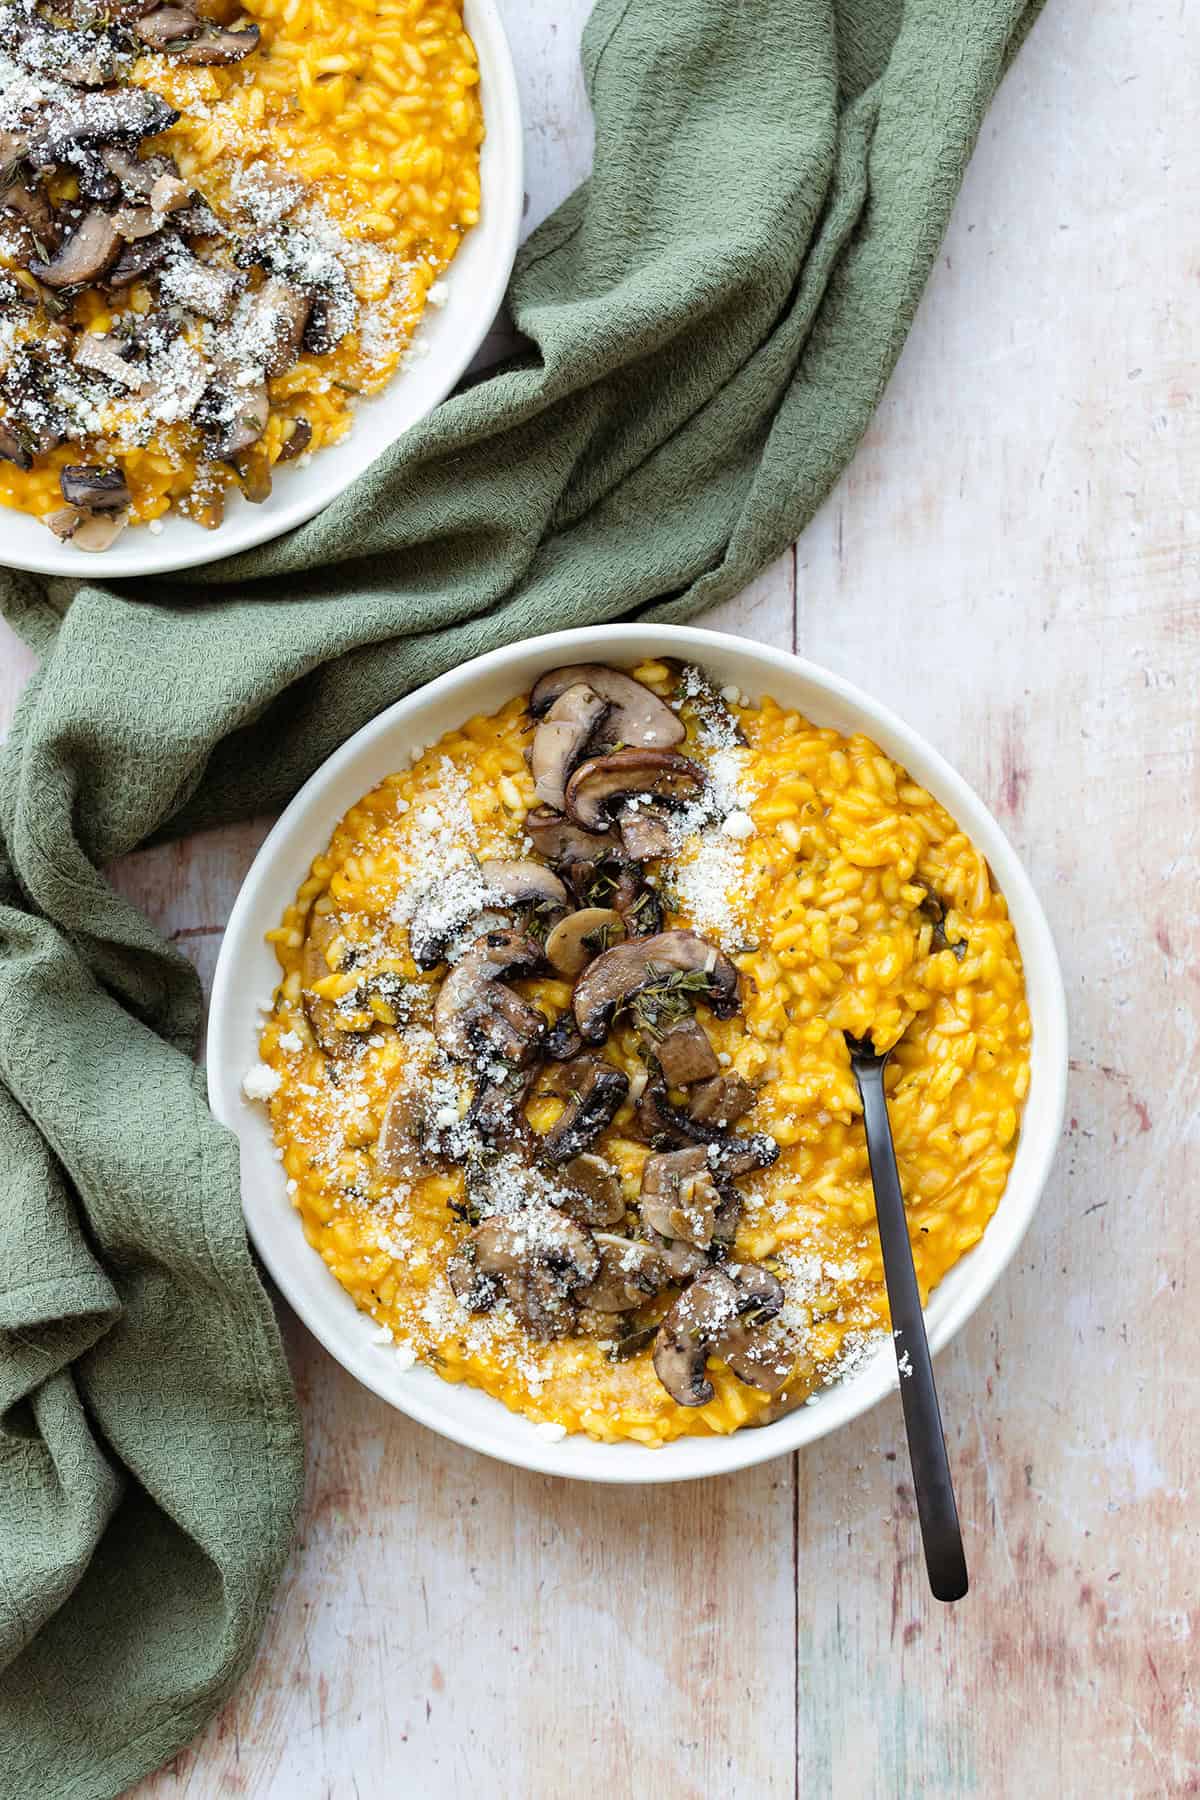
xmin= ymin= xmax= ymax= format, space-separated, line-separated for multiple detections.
xmin=687 ymin=1073 xmax=756 ymax=1130
xmin=276 ymin=416 xmax=312 ymax=462
xmin=582 ymin=1233 xmax=672 ymax=1313
xmin=573 ymin=930 xmax=739 ymax=1043
xmin=636 ymin=1080 xmax=778 ymax=1172
xmin=73 ymin=331 xmax=146 ymax=391
xmin=29 ymin=208 xmax=121 ymax=287
xmin=558 ymin=1152 xmax=626 ymax=1227
xmin=530 ymin=664 xmax=685 ymax=750
xmin=0 ymin=422 xmax=32 ymax=470
xmin=639 ymin=1145 xmax=719 ymax=1249
xmin=540 ymin=1056 xmax=629 ymax=1165
xmin=242 ymin=276 xmax=310 ymax=378
xmin=542 ymin=1012 xmax=585 ymax=1063
xmin=654 ymin=1018 xmax=720 ymax=1087
xmin=433 ymin=928 xmax=545 ymax=1064
xmin=531 ymin=682 xmax=610 ymax=811
xmin=617 ymin=806 xmax=673 ymax=862
xmin=523 ymin=806 xmax=622 ymax=867
xmin=60 ymin=464 xmax=131 ymax=512
xmin=452 ymin=1207 xmax=601 ymax=1339
xmin=466 ymin=1060 xmax=540 ymax=1148
xmin=544 ymin=906 xmax=624 ymax=977
xmin=652 ymin=1263 xmax=788 ymax=1406
xmin=408 ymin=861 xmax=567 ymax=970
xmin=564 ymin=749 xmax=706 ymax=834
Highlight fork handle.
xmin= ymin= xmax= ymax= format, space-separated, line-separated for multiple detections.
xmin=855 ymin=1059 xmax=969 ymax=1602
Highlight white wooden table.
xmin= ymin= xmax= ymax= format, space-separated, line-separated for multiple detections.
xmin=3 ymin=3 xmax=1196 ymax=1792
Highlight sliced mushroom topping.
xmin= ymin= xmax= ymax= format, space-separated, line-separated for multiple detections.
xmin=134 ymin=5 xmax=207 ymax=48
xmin=653 ymin=1019 xmax=720 ymax=1088
xmin=29 ymin=208 xmax=121 ymax=287
xmin=687 ymin=1074 xmax=756 ymax=1130
xmin=408 ymin=860 xmax=568 ymax=970
xmin=542 ymin=1013 xmax=585 ymax=1063
xmin=539 ymin=1056 xmax=629 ymax=1165
xmin=107 ymin=229 xmax=174 ymax=289
xmin=452 ymin=1207 xmax=601 ymax=1340
xmin=530 ymin=664 xmax=686 ymax=751
xmin=194 ymin=374 xmax=269 ymax=458
xmin=557 ymin=1152 xmax=626 ymax=1227
xmin=639 ymin=1145 xmax=719 ymax=1249
xmin=376 ymin=1080 xmax=419 ymax=1178
xmin=34 ymin=89 xmax=181 ymax=166
xmin=652 ymin=1264 xmax=788 ymax=1406
xmin=0 ymin=422 xmax=32 ymax=470
xmin=544 ymin=906 xmax=625 ymax=977
xmin=617 ymin=807 xmax=673 ymax=862
xmin=73 ymin=331 xmax=147 ymax=391
xmin=573 ymin=930 xmax=739 ymax=1044
xmin=60 ymin=464 xmax=131 ymax=512
xmin=242 ymin=276 xmax=311 ymax=378
xmin=44 ymin=506 xmax=128 ymax=552
xmin=582 ymin=1233 xmax=671 ymax=1313
xmin=0 ymin=182 xmax=56 ymax=266
xmin=159 ymin=250 xmax=245 ymax=322
xmin=531 ymin=682 xmax=610 ymax=812
xmin=433 ymin=928 xmax=544 ymax=1064
xmin=276 ymin=415 xmax=312 ymax=462
xmin=523 ymin=805 xmax=622 ymax=867
xmin=465 ymin=1061 xmax=540 ymax=1149
xmin=167 ymin=20 xmax=262 ymax=63
xmin=564 ymin=749 xmax=706 ymax=836
xmin=635 ymin=1080 xmax=776 ymax=1170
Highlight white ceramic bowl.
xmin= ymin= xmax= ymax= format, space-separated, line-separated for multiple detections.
xmin=3 ymin=0 xmax=523 ymax=580
xmin=208 ymin=625 xmax=1068 ymax=1484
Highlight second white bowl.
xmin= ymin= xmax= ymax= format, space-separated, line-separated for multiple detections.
xmin=207 ymin=624 xmax=1068 ymax=1484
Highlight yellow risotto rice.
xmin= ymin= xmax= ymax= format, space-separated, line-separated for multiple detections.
xmin=254 ymin=662 xmax=1031 ymax=1446
xmin=0 ymin=0 xmax=482 ymax=530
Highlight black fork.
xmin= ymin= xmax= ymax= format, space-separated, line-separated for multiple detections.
xmin=845 ymin=1032 xmax=969 ymax=1603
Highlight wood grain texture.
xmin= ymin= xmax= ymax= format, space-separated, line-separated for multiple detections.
xmin=2 ymin=0 xmax=1197 ymax=1792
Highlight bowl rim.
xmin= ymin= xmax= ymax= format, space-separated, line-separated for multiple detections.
xmin=0 ymin=0 xmax=523 ymax=580
xmin=207 ymin=623 xmax=1069 ymax=1484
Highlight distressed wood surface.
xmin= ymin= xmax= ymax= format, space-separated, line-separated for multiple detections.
xmin=1 ymin=0 xmax=1197 ymax=1793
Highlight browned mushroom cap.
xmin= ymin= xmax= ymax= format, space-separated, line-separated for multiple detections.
xmin=531 ymin=682 xmax=610 ymax=812
xmin=564 ymin=749 xmax=706 ymax=834
xmin=44 ymin=506 xmax=128 ymax=552
xmin=654 ymin=1018 xmax=720 ymax=1087
xmin=73 ymin=331 xmax=146 ymax=391
xmin=0 ymin=182 xmax=57 ymax=266
xmin=639 ymin=1145 xmax=719 ymax=1249
xmin=530 ymin=665 xmax=685 ymax=751
xmin=107 ymin=229 xmax=175 ymax=289
xmin=544 ymin=906 xmax=625 ymax=977
xmin=542 ymin=1012 xmax=585 ymax=1063
xmin=652 ymin=1263 xmax=788 ymax=1405
xmin=688 ymin=1073 xmax=756 ymax=1130
xmin=159 ymin=251 xmax=245 ymax=323
xmin=715 ymin=1264 xmax=791 ymax=1392
xmin=454 ymin=1207 xmax=601 ymax=1339
xmin=465 ymin=1060 xmax=540 ymax=1149
xmin=136 ymin=7 xmax=261 ymax=61
xmin=29 ymin=208 xmax=121 ymax=287
xmin=635 ymin=1079 xmax=778 ymax=1173
xmin=523 ymin=806 xmax=622 ymax=866
xmin=33 ymin=88 xmax=181 ymax=165
xmin=408 ymin=860 xmax=568 ymax=970
xmin=433 ymin=928 xmax=545 ymax=1064
xmin=60 ymin=465 xmax=131 ymax=512
xmin=376 ymin=1080 xmax=419 ymax=1178
xmin=557 ymin=1152 xmax=626 ymax=1227
xmin=242 ymin=276 xmax=311 ymax=377
xmin=617 ymin=807 xmax=673 ymax=862
xmin=0 ymin=422 xmax=32 ymax=470
xmin=582 ymin=1233 xmax=672 ymax=1312
xmin=539 ymin=1056 xmax=629 ymax=1165
xmin=572 ymin=929 xmax=739 ymax=1044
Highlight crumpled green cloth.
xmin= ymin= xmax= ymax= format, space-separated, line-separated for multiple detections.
xmin=0 ymin=1 xmax=1043 ymax=1793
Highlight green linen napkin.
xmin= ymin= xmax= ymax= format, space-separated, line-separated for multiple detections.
xmin=0 ymin=1 xmax=1044 ymax=1792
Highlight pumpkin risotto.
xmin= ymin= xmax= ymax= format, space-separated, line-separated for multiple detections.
xmin=0 ymin=0 xmax=482 ymax=546
xmin=249 ymin=659 xmax=1031 ymax=1446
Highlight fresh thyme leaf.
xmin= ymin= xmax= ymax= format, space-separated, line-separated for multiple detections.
xmin=608 ymin=1322 xmax=658 ymax=1362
